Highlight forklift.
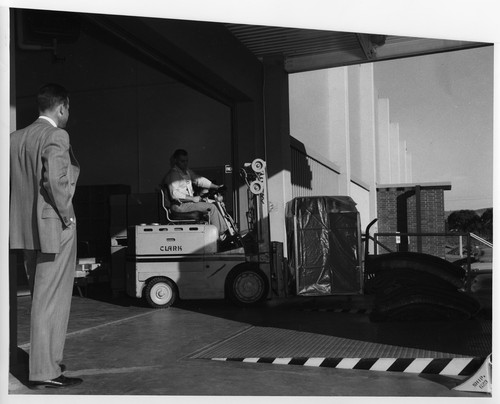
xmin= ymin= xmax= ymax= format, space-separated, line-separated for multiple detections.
xmin=125 ymin=159 xmax=278 ymax=308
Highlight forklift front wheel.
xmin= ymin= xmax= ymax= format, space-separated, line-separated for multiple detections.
xmin=144 ymin=277 xmax=177 ymax=308
xmin=226 ymin=266 xmax=268 ymax=306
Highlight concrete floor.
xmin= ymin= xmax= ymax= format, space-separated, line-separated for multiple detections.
xmin=8 ymin=279 xmax=492 ymax=399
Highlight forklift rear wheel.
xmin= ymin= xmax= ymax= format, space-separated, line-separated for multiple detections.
xmin=145 ymin=277 xmax=177 ymax=308
xmin=226 ymin=266 xmax=268 ymax=306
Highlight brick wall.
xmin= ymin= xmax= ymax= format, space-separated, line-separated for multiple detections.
xmin=376 ymin=184 xmax=449 ymax=258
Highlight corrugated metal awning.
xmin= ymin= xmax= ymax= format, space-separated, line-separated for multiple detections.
xmin=224 ymin=23 xmax=491 ymax=73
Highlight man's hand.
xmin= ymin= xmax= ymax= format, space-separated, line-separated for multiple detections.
xmin=192 ymin=196 xmax=202 ymax=203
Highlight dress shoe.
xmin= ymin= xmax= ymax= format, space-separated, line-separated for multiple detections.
xmin=29 ymin=375 xmax=83 ymax=389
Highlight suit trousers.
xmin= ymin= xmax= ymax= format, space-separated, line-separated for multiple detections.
xmin=23 ymin=224 xmax=77 ymax=381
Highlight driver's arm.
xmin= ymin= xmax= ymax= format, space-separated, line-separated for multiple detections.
xmin=190 ymin=170 xmax=222 ymax=190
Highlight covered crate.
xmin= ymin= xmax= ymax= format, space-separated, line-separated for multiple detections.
xmin=286 ymin=196 xmax=363 ymax=296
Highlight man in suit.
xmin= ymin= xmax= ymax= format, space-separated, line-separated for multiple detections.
xmin=10 ymin=84 xmax=83 ymax=389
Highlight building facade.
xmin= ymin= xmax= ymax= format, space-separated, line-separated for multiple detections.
xmin=286 ymin=64 xmax=450 ymax=258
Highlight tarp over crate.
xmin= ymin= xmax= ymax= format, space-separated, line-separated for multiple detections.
xmin=286 ymin=196 xmax=363 ymax=296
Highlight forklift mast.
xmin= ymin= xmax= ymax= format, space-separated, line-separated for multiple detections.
xmin=240 ymin=158 xmax=271 ymax=254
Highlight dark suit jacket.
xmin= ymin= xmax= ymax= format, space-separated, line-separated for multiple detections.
xmin=10 ymin=118 xmax=80 ymax=254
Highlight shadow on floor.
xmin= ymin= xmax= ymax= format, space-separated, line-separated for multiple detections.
xmin=172 ymin=295 xmax=492 ymax=358
xmin=72 ymin=282 xmax=150 ymax=309
xmin=65 ymin=281 xmax=493 ymax=358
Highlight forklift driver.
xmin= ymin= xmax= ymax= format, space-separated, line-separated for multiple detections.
xmin=163 ymin=149 xmax=232 ymax=245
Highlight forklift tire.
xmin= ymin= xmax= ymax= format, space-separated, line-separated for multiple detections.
xmin=144 ymin=277 xmax=177 ymax=308
xmin=226 ymin=265 xmax=269 ymax=306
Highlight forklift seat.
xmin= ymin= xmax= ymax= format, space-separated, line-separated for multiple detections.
xmin=159 ymin=187 xmax=208 ymax=224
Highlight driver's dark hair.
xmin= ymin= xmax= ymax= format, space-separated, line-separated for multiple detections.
xmin=172 ymin=149 xmax=188 ymax=160
xmin=37 ymin=83 xmax=69 ymax=113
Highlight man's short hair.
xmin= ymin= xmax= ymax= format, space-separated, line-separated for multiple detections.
xmin=172 ymin=149 xmax=188 ymax=160
xmin=37 ymin=83 xmax=69 ymax=113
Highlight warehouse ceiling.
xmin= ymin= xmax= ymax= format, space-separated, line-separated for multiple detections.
xmin=224 ymin=23 xmax=491 ymax=73
xmin=16 ymin=9 xmax=492 ymax=77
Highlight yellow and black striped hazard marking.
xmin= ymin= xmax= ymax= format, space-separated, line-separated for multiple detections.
xmin=211 ymin=357 xmax=485 ymax=376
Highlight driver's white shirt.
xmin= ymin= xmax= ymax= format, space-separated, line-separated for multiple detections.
xmin=166 ymin=165 xmax=212 ymax=201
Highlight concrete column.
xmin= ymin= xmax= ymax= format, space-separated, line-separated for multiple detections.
xmin=376 ymin=98 xmax=391 ymax=184
xmin=328 ymin=67 xmax=350 ymax=195
xmin=233 ymin=101 xmax=261 ymax=232
xmin=262 ymin=55 xmax=291 ymax=248
xmin=358 ymin=64 xmax=378 ymax=222
xmin=389 ymin=122 xmax=400 ymax=183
